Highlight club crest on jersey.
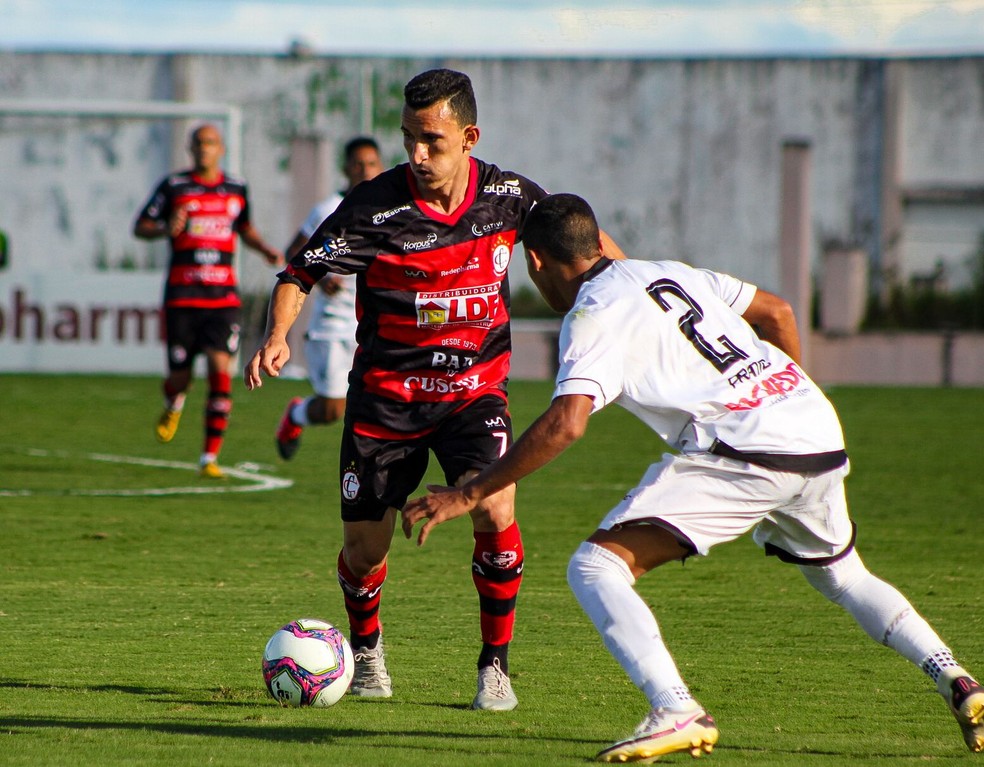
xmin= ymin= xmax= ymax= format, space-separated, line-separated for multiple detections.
xmin=415 ymin=284 xmax=501 ymax=328
xmin=491 ymin=235 xmax=511 ymax=276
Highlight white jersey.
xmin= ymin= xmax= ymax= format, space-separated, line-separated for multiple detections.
xmin=299 ymin=193 xmax=357 ymax=341
xmin=553 ymin=259 xmax=845 ymax=463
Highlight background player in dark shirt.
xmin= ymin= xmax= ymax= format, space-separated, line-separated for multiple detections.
xmin=245 ymin=70 xmax=624 ymax=710
xmin=135 ymin=123 xmax=283 ymax=478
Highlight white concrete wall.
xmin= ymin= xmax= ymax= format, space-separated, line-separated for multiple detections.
xmin=0 ymin=52 xmax=870 ymax=299
xmin=3 ymin=52 xmax=984 ymax=379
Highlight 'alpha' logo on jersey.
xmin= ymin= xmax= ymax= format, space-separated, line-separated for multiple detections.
xmin=483 ymin=179 xmax=522 ymax=197
xmin=415 ymin=284 xmax=501 ymax=328
xmin=405 ymin=269 xmax=428 ymax=278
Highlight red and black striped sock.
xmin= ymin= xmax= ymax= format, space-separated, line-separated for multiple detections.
xmin=202 ymin=371 xmax=231 ymax=457
xmin=472 ymin=521 xmax=524 ymax=672
xmin=336 ymin=550 xmax=386 ymax=650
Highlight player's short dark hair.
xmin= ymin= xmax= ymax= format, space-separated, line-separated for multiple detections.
xmin=404 ymin=69 xmax=478 ymax=127
xmin=343 ymin=136 xmax=379 ymax=160
xmin=522 ymin=194 xmax=601 ymax=265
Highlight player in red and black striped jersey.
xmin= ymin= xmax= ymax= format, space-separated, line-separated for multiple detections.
xmin=283 ymin=156 xmax=540 ymax=439
xmin=245 ymin=69 xmax=624 ymax=710
xmin=135 ymin=123 xmax=283 ymax=478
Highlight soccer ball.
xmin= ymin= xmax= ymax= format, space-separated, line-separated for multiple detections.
xmin=262 ymin=618 xmax=354 ymax=707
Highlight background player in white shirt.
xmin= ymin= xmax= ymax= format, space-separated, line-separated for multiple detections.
xmin=403 ymin=193 xmax=983 ymax=761
xmin=275 ymin=137 xmax=384 ymax=459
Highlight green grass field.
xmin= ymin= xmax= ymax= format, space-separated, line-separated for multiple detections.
xmin=1 ymin=374 xmax=982 ymax=766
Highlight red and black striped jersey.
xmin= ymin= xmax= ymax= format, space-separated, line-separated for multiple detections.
xmin=137 ymin=170 xmax=251 ymax=309
xmin=280 ymin=158 xmax=548 ymax=438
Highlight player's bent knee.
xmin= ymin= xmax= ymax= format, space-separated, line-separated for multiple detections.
xmin=341 ymin=548 xmax=387 ymax=579
xmin=468 ymin=483 xmax=516 ymax=531
xmin=342 ymin=517 xmax=395 ymax=577
xmin=567 ymin=541 xmax=635 ymax=591
xmin=799 ymin=548 xmax=870 ymax=603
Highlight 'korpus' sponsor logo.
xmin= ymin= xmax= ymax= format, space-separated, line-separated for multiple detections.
xmin=404 ymin=232 xmax=438 ymax=251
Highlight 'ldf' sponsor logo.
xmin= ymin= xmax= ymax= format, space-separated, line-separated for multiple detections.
xmin=415 ymin=284 xmax=500 ymax=327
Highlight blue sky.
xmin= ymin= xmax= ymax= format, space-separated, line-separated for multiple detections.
xmin=2 ymin=0 xmax=984 ymax=57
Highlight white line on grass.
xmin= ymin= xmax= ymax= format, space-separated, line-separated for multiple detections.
xmin=1 ymin=449 xmax=293 ymax=496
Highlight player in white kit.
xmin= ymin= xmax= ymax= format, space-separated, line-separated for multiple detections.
xmin=403 ymin=193 xmax=983 ymax=761
xmin=275 ymin=137 xmax=383 ymax=459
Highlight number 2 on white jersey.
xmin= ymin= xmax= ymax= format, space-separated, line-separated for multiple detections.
xmin=646 ymin=278 xmax=748 ymax=373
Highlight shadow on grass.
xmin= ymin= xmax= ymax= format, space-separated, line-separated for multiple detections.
xmin=0 ymin=677 xmax=603 ymax=747
xmin=0 ymin=715 xmax=518 ymax=744
xmin=0 ymin=679 xmax=960 ymax=759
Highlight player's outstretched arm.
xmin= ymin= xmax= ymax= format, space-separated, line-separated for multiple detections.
xmin=244 ymin=281 xmax=306 ymax=390
xmin=402 ymin=394 xmax=594 ymax=546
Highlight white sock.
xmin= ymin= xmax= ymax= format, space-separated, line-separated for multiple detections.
xmin=568 ymin=541 xmax=695 ymax=711
xmin=200 ymin=452 xmax=217 ymax=466
xmin=291 ymin=397 xmax=313 ymax=426
xmin=800 ymin=549 xmax=954 ymax=672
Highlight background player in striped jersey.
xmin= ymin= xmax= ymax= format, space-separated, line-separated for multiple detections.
xmin=245 ymin=70 xmax=624 ymax=710
xmin=275 ymin=136 xmax=384 ymax=461
xmin=403 ymin=194 xmax=983 ymax=760
xmin=134 ymin=123 xmax=283 ymax=478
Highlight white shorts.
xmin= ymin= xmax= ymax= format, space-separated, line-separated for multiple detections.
xmin=599 ymin=452 xmax=854 ymax=562
xmin=304 ymin=336 xmax=356 ymax=399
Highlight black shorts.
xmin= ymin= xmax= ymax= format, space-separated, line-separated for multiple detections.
xmin=338 ymin=395 xmax=513 ymax=522
xmin=164 ymin=307 xmax=241 ymax=371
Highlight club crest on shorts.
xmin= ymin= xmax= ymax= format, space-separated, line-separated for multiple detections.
xmin=341 ymin=467 xmax=360 ymax=500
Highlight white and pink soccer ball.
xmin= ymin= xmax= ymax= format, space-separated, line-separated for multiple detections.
xmin=262 ymin=618 xmax=354 ymax=707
